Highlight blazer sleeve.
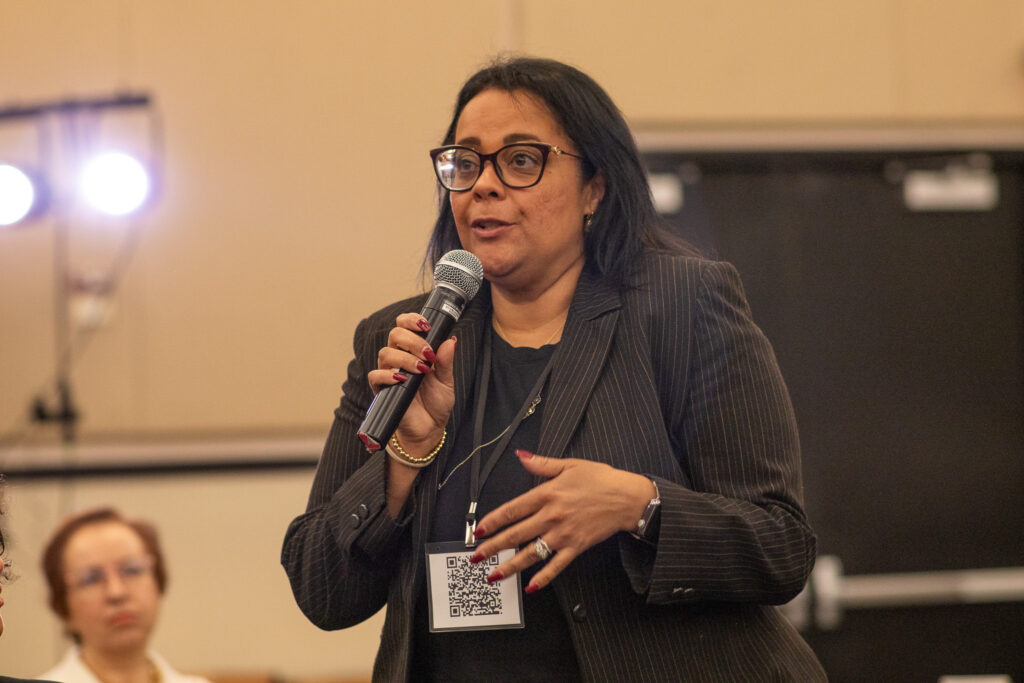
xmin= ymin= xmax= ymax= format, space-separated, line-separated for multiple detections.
xmin=280 ymin=313 xmax=419 ymax=630
xmin=622 ymin=258 xmax=816 ymax=606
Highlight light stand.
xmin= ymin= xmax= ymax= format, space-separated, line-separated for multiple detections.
xmin=0 ymin=92 xmax=157 ymax=446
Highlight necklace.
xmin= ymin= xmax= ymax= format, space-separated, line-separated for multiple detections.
xmin=492 ymin=315 xmax=564 ymax=347
xmin=437 ymin=394 xmax=541 ymax=491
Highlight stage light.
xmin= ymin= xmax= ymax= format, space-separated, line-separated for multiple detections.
xmin=0 ymin=163 xmax=37 ymax=226
xmin=2 ymin=93 xmax=158 ymax=444
xmin=80 ymin=151 xmax=151 ymax=216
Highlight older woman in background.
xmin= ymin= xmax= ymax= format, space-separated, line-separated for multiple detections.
xmin=38 ymin=507 xmax=209 ymax=683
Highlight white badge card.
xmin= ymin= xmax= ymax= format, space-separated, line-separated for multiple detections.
xmin=424 ymin=541 xmax=523 ymax=632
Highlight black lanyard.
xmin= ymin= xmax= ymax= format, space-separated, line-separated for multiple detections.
xmin=462 ymin=328 xmax=555 ymax=547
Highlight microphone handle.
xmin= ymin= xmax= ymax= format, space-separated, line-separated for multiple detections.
xmin=356 ymin=286 xmax=467 ymax=452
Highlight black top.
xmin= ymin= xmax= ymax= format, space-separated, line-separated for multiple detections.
xmin=410 ymin=330 xmax=581 ymax=682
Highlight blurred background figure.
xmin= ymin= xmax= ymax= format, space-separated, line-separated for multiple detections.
xmin=37 ymin=507 xmax=210 ymax=683
xmin=1 ymin=478 xmax=9 ymax=646
xmin=1 ymin=475 xmax=57 ymax=683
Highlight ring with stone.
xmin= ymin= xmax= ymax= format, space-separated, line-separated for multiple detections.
xmin=533 ymin=536 xmax=552 ymax=561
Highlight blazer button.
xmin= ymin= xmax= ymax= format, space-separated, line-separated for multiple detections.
xmin=357 ymin=504 xmax=370 ymax=519
xmin=571 ymin=603 xmax=587 ymax=622
xmin=348 ymin=514 xmax=361 ymax=529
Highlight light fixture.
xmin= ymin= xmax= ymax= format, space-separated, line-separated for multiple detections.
xmin=0 ymin=162 xmax=40 ymax=226
xmin=79 ymin=151 xmax=151 ymax=216
xmin=0 ymin=93 xmax=158 ymax=443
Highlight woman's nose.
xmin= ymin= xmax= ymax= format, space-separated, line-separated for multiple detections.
xmin=104 ymin=572 xmax=129 ymax=599
xmin=472 ymin=159 xmax=505 ymax=196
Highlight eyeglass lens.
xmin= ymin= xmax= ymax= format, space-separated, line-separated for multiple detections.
xmin=71 ymin=556 xmax=154 ymax=590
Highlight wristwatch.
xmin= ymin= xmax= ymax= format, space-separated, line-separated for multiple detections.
xmin=631 ymin=478 xmax=661 ymax=540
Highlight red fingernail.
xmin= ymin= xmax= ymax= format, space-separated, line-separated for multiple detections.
xmin=473 ymin=526 xmax=487 ymax=537
xmin=417 ymin=318 xmax=431 ymax=332
xmin=393 ymin=372 xmax=408 ymax=383
xmin=416 ymin=361 xmax=431 ymax=374
xmin=422 ymin=346 xmax=436 ymax=363
xmin=469 ymin=552 xmax=484 ymax=564
xmin=451 ymin=336 xmax=458 ymax=351
xmin=525 ymin=583 xmax=539 ymax=594
xmin=486 ymin=570 xmax=503 ymax=584
xmin=515 ymin=449 xmax=535 ymax=459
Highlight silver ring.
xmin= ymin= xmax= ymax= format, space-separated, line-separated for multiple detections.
xmin=533 ymin=536 xmax=552 ymax=561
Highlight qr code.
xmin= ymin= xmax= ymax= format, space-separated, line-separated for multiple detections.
xmin=445 ymin=553 xmax=502 ymax=618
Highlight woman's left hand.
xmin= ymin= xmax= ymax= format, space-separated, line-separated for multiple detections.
xmin=470 ymin=450 xmax=656 ymax=592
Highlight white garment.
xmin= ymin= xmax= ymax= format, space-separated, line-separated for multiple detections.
xmin=39 ymin=649 xmax=211 ymax=683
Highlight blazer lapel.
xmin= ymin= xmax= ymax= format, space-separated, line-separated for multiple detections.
xmin=448 ymin=283 xmax=491 ymax=460
xmin=419 ymin=284 xmax=491 ymax=523
xmin=538 ymin=270 xmax=621 ymax=459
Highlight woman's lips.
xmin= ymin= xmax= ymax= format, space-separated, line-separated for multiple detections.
xmin=471 ymin=220 xmax=512 ymax=236
xmin=109 ymin=611 xmax=138 ymax=626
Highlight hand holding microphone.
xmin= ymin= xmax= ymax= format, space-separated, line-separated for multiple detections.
xmin=358 ymin=250 xmax=483 ymax=453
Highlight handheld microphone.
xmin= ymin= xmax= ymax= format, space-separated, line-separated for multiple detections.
xmin=357 ymin=249 xmax=484 ymax=453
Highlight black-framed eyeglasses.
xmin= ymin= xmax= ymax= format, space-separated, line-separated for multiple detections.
xmin=429 ymin=142 xmax=584 ymax=192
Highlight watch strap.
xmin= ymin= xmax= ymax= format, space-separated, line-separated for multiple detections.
xmin=631 ymin=478 xmax=661 ymax=540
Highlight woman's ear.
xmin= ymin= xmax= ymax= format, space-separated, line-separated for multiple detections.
xmin=585 ymin=171 xmax=606 ymax=214
xmin=64 ymin=621 xmax=83 ymax=645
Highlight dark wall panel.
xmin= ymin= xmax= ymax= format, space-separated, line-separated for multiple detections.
xmin=646 ymin=150 xmax=1024 ymax=682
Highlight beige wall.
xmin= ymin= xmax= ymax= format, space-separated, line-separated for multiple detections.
xmin=2 ymin=0 xmax=1023 ymax=679
xmin=2 ymin=0 xmax=1024 ymax=440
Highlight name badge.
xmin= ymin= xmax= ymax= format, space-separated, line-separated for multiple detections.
xmin=424 ymin=541 xmax=523 ymax=632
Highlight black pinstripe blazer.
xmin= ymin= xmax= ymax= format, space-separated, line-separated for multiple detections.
xmin=282 ymin=251 xmax=827 ymax=682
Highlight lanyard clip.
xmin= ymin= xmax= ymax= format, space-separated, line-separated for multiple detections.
xmin=464 ymin=502 xmax=478 ymax=548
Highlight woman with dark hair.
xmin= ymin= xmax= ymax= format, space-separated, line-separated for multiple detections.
xmin=283 ymin=56 xmax=825 ymax=681
xmin=37 ymin=508 xmax=209 ymax=683
xmin=0 ymin=476 xmax=58 ymax=683
xmin=0 ymin=477 xmax=10 ymax=644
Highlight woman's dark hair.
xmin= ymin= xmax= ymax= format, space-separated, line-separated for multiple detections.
xmin=0 ymin=476 xmax=8 ymax=581
xmin=41 ymin=507 xmax=168 ymax=623
xmin=426 ymin=56 xmax=693 ymax=288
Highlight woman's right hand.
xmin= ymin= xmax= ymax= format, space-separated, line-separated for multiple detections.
xmin=368 ymin=312 xmax=456 ymax=456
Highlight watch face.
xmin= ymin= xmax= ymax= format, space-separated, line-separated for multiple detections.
xmin=634 ymin=492 xmax=661 ymax=539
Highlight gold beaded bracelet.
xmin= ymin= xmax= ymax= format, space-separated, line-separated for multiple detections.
xmin=386 ymin=429 xmax=446 ymax=468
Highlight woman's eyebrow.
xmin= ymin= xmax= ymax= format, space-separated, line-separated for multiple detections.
xmin=453 ymin=132 xmax=541 ymax=147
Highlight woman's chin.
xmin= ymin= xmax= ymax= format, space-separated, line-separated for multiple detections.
xmin=475 ymin=249 xmax=528 ymax=282
xmin=90 ymin=627 xmax=151 ymax=654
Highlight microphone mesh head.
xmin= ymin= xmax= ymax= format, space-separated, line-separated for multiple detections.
xmin=434 ymin=249 xmax=484 ymax=299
